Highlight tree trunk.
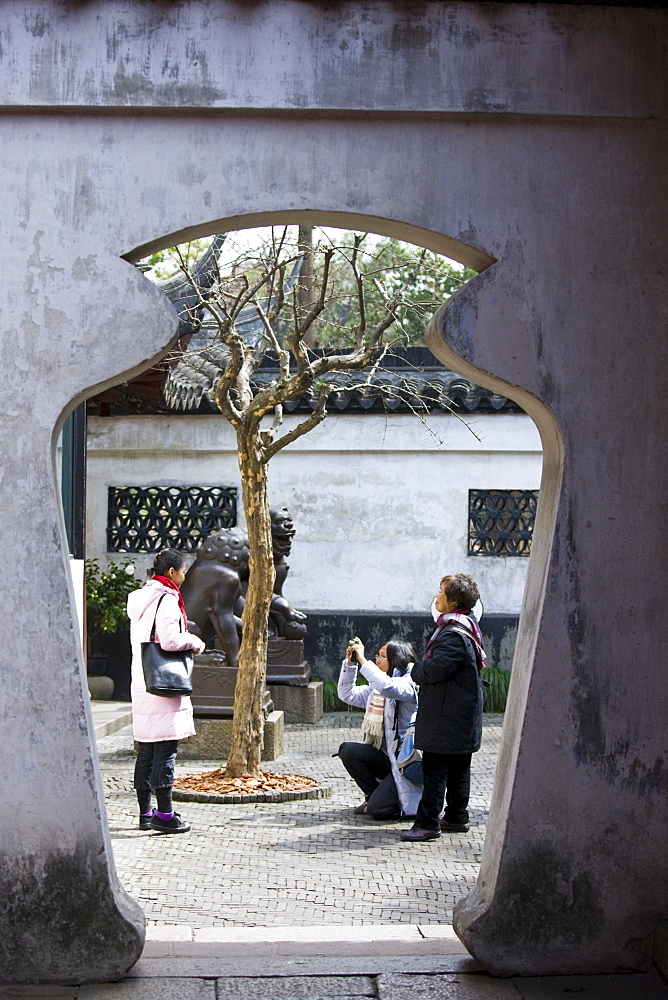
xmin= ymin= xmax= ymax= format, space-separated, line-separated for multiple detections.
xmin=225 ymin=428 xmax=274 ymax=777
xmin=297 ymin=226 xmax=318 ymax=349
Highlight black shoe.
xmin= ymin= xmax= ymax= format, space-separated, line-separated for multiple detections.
xmin=401 ymin=827 xmax=441 ymax=842
xmin=353 ymin=801 xmax=368 ymax=815
xmin=138 ymin=812 xmax=153 ymax=831
xmin=439 ymin=819 xmax=470 ymax=833
xmin=150 ymin=812 xmax=190 ymax=834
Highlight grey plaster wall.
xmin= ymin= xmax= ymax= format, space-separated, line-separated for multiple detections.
xmin=0 ymin=0 xmax=665 ymax=983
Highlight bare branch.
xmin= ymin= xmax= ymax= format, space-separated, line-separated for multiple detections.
xmin=307 ymin=287 xmax=404 ymax=378
xmin=252 ymin=298 xmax=282 ymax=359
xmin=295 ymin=247 xmax=334 ymax=337
xmin=271 ymin=402 xmax=284 ymax=434
xmin=213 ymin=338 xmax=248 ymax=422
xmin=269 ymin=264 xmax=286 ymax=325
xmin=350 ymin=234 xmax=366 ymax=348
xmin=251 ymin=262 xmax=287 ymax=369
xmin=247 ymin=368 xmax=309 ymax=422
xmin=199 ymin=295 xmax=232 ymax=336
xmin=228 ymin=272 xmax=250 ymax=319
xmin=234 ymin=252 xmax=301 ymax=319
xmin=263 ymin=384 xmax=332 ymax=461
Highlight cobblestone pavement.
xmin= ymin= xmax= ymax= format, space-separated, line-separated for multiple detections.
xmin=98 ymin=713 xmax=502 ymax=928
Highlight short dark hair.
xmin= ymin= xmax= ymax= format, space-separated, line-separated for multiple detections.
xmin=441 ymin=573 xmax=480 ymax=612
xmin=148 ymin=548 xmax=185 ymax=578
xmin=385 ymin=639 xmax=417 ymax=675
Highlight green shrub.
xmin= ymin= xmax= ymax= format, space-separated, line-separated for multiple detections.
xmin=316 ymin=677 xmax=366 ymax=713
xmin=85 ymin=558 xmax=141 ymax=655
xmin=482 ymin=667 xmax=511 ymax=713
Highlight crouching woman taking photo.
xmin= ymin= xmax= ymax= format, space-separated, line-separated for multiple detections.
xmin=336 ymin=638 xmax=422 ymax=820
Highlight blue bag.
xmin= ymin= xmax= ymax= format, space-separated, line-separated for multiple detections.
xmin=396 ymin=723 xmax=422 ymax=770
xmin=402 ymin=760 xmax=424 ymax=785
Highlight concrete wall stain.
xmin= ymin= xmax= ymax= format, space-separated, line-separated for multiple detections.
xmin=625 ymin=755 xmax=666 ymax=798
xmin=0 ymin=846 xmax=144 ymax=983
xmin=490 ymin=841 xmax=606 ymax=955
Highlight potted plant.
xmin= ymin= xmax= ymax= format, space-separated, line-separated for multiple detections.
xmin=85 ymin=558 xmax=140 ymax=674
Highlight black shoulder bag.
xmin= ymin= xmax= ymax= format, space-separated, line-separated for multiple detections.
xmin=141 ymin=594 xmax=194 ymax=697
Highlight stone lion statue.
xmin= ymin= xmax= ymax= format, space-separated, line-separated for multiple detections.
xmin=181 ymin=507 xmax=307 ymax=667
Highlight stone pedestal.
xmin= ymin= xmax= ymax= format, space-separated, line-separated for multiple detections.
xmin=266 ymin=638 xmax=310 ymax=686
xmin=179 ymin=710 xmax=284 ymax=761
xmin=268 ymin=681 xmax=323 ymax=724
xmin=191 ymin=651 xmax=273 ymax=717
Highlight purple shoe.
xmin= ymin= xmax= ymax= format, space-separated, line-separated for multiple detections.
xmin=150 ymin=812 xmax=190 ymax=834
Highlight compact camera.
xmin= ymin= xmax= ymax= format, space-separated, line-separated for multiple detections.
xmin=348 ymin=640 xmax=358 ymax=664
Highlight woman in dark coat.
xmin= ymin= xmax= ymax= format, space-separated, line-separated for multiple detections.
xmin=401 ymin=573 xmax=485 ymax=843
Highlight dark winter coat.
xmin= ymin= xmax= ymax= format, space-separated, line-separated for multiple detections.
xmin=412 ymin=620 xmax=483 ymax=755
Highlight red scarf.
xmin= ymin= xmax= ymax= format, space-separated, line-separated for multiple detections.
xmin=153 ymin=575 xmax=188 ymax=628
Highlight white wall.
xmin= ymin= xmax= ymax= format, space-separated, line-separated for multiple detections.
xmin=86 ymin=411 xmax=542 ymax=615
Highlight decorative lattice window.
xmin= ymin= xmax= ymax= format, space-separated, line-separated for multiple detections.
xmin=107 ymin=486 xmax=237 ymax=553
xmin=468 ymin=489 xmax=539 ymax=557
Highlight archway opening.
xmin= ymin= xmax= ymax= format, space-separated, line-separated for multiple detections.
xmin=79 ymin=215 xmax=555 ymax=939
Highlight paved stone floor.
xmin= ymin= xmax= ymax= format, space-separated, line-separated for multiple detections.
xmin=99 ymin=713 xmax=500 ymax=928
xmin=3 ymin=965 xmax=667 ymax=997
xmin=3 ymin=714 xmax=666 ymax=996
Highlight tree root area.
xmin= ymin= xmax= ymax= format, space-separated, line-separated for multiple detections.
xmin=174 ymin=768 xmax=320 ymax=796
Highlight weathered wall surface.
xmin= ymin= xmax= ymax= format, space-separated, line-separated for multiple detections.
xmin=86 ymin=412 xmax=541 ymax=616
xmin=0 ymin=0 xmax=665 ymax=982
xmin=2 ymin=2 xmax=663 ymax=118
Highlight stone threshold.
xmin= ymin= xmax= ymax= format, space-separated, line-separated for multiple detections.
xmin=142 ymin=923 xmax=470 ymax=959
xmin=90 ymin=700 xmax=132 ymax=739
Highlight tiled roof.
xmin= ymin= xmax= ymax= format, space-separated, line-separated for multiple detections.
xmin=159 ymin=240 xmax=520 ymax=416
xmin=90 ymin=239 xmax=521 ymax=417
xmin=164 ymin=342 xmax=521 ymax=415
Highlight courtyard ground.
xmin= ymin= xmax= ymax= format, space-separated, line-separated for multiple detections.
xmin=98 ymin=711 xmax=500 ymax=928
xmin=2 ymin=709 xmax=664 ymax=997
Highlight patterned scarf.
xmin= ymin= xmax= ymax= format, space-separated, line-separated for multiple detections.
xmin=361 ymin=690 xmax=385 ymax=749
xmin=426 ymin=611 xmax=487 ymax=673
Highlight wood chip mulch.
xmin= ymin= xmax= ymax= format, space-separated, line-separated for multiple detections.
xmin=174 ymin=768 xmax=321 ymax=797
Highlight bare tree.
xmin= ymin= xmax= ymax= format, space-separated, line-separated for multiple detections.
xmin=169 ymin=229 xmax=444 ymax=775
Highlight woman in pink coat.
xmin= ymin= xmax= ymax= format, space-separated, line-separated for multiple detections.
xmin=127 ymin=548 xmax=205 ymax=834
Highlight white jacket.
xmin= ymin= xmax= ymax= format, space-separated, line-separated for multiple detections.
xmin=127 ymin=580 xmax=200 ymax=743
xmin=338 ymin=658 xmax=422 ymax=817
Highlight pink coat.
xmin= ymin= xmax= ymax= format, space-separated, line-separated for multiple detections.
xmin=127 ymin=580 xmax=198 ymax=743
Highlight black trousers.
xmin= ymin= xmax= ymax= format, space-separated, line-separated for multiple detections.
xmin=413 ymin=750 xmax=472 ymax=831
xmin=134 ymin=739 xmax=179 ymax=790
xmin=337 ymin=741 xmax=402 ymax=819
xmin=134 ymin=739 xmax=179 ymax=814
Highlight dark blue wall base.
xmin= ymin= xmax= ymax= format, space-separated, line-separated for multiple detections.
xmin=303 ymin=611 xmax=519 ymax=682
xmin=95 ymin=612 xmax=519 ymax=700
